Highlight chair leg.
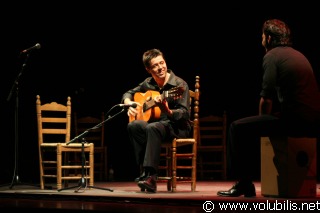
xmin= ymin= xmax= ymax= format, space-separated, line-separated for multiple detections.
xmin=89 ymin=144 xmax=94 ymax=187
xmin=191 ymin=144 xmax=197 ymax=192
xmin=171 ymin=139 xmax=177 ymax=192
xmin=39 ymin=149 xmax=44 ymax=190
xmin=56 ymin=144 xmax=62 ymax=190
xmin=166 ymin=148 xmax=172 ymax=191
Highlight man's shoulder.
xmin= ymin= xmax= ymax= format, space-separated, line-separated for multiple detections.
xmin=168 ymin=70 xmax=188 ymax=85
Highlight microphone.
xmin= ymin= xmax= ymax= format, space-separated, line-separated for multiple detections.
xmin=119 ymin=103 xmax=137 ymax=108
xmin=21 ymin=43 xmax=41 ymax=53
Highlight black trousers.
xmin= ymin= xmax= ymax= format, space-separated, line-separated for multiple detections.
xmin=227 ymin=114 xmax=283 ymax=181
xmin=127 ymin=120 xmax=171 ymax=172
xmin=227 ymin=114 xmax=320 ymax=181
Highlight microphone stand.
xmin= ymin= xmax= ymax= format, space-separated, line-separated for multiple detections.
xmin=58 ymin=105 xmax=125 ymax=192
xmin=0 ymin=53 xmax=40 ymax=189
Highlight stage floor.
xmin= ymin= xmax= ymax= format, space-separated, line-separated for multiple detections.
xmin=0 ymin=181 xmax=319 ymax=212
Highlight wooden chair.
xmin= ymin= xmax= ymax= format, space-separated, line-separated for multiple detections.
xmin=74 ymin=112 xmax=107 ymax=181
xmin=197 ymin=111 xmax=227 ymax=180
xmin=158 ymin=75 xmax=200 ymax=192
xmin=36 ymin=95 xmax=94 ymax=190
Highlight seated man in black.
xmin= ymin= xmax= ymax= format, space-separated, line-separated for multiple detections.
xmin=217 ymin=19 xmax=320 ymax=197
xmin=121 ymin=48 xmax=191 ymax=193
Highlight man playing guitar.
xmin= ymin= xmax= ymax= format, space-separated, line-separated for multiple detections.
xmin=121 ymin=48 xmax=191 ymax=193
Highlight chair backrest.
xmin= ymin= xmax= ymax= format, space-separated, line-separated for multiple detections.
xmin=197 ymin=111 xmax=227 ymax=180
xmin=198 ymin=112 xmax=227 ymax=147
xmin=74 ymin=112 xmax=105 ymax=147
xmin=36 ymin=95 xmax=72 ymax=145
xmin=188 ymin=76 xmax=200 ymax=141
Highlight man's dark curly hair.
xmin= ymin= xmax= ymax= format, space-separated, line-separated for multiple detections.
xmin=262 ymin=19 xmax=292 ymax=48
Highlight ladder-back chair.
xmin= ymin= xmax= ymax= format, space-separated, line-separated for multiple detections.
xmin=158 ymin=75 xmax=200 ymax=192
xmin=74 ymin=112 xmax=107 ymax=181
xmin=197 ymin=111 xmax=227 ymax=180
xmin=36 ymin=95 xmax=94 ymax=190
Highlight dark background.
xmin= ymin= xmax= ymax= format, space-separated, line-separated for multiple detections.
xmin=1 ymin=2 xmax=320 ymax=183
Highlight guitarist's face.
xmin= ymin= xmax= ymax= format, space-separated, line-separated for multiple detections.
xmin=146 ymin=55 xmax=168 ymax=82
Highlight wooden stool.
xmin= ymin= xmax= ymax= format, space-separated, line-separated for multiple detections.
xmin=261 ymin=136 xmax=317 ymax=198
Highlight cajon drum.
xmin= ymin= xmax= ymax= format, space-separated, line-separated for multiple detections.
xmin=261 ymin=136 xmax=317 ymax=197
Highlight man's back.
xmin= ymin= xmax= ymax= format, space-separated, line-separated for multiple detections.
xmin=261 ymin=46 xmax=320 ymax=121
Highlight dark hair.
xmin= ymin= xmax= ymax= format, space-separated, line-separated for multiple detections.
xmin=142 ymin=48 xmax=164 ymax=68
xmin=262 ymin=19 xmax=292 ymax=48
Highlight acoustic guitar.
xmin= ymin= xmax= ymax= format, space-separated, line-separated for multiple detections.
xmin=129 ymin=86 xmax=185 ymax=122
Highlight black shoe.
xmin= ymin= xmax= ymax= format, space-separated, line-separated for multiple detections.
xmin=217 ymin=181 xmax=256 ymax=197
xmin=137 ymin=175 xmax=157 ymax=193
xmin=134 ymin=171 xmax=148 ymax=182
xmin=135 ymin=172 xmax=148 ymax=191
